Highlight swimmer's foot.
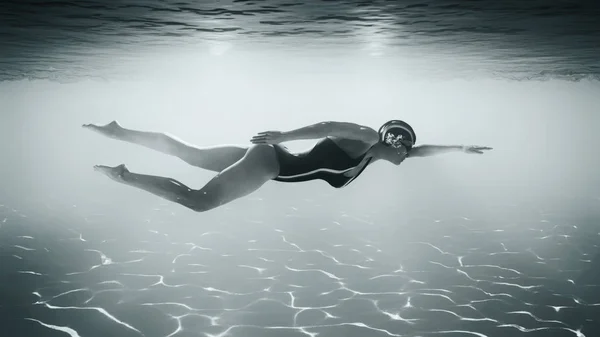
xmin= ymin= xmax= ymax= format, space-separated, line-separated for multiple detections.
xmin=94 ymin=164 xmax=129 ymax=182
xmin=82 ymin=120 xmax=124 ymax=139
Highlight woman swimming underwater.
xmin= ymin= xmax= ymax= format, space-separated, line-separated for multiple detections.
xmin=83 ymin=120 xmax=492 ymax=212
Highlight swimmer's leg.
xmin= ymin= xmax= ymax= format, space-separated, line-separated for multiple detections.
xmin=94 ymin=144 xmax=279 ymax=212
xmin=83 ymin=121 xmax=247 ymax=172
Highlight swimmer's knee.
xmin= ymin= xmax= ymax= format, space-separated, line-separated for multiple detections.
xmin=189 ymin=204 xmax=209 ymax=213
xmin=179 ymin=191 xmax=220 ymax=213
xmin=188 ymin=200 xmax=220 ymax=213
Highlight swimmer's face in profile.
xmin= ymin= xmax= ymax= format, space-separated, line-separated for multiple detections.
xmin=375 ymin=139 xmax=413 ymax=165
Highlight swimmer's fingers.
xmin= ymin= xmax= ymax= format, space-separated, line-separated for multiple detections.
xmin=464 ymin=145 xmax=493 ymax=154
xmin=253 ymin=131 xmax=274 ymax=140
xmin=251 ymin=131 xmax=284 ymax=144
xmin=256 ymin=131 xmax=278 ymax=136
xmin=250 ymin=136 xmax=268 ymax=144
xmin=474 ymin=146 xmax=493 ymax=153
xmin=251 ymin=135 xmax=275 ymax=144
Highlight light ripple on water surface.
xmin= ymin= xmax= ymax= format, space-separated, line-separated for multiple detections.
xmin=0 ymin=0 xmax=599 ymax=81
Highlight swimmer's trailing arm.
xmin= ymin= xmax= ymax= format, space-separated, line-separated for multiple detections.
xmin=281 ymin=121 xmax=379 ymax=143
xmin=409 ymin=145 xmax=493 ymax=157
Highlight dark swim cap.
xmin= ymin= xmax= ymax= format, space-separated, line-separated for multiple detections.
xmin=378 ymin=120 xmax=416 ymax=149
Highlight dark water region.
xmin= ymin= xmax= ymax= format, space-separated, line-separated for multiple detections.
xmin=1 ymin=188 xmax=600 ymax=337
xmin=1 ymin=0 xmax=600 ymax=82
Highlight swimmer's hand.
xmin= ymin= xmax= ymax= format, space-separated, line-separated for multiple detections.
xmin=462 ymin=146 xmax=493 ymax=154
xmin=250 ymin=131 xmax=287 ymax=145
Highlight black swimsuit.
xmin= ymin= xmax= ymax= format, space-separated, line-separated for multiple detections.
xmin=272 ymin=138 xmax=373 ymax=188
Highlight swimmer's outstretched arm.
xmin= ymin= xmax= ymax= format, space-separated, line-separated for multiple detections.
xmin=409 ymin=145 xmax=493 ymax=157
xmin=251 ymin=121 xmax=378 ymax=145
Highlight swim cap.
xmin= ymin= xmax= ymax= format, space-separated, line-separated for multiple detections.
xmin=378 ymin=120 xmax=416 ymax=149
